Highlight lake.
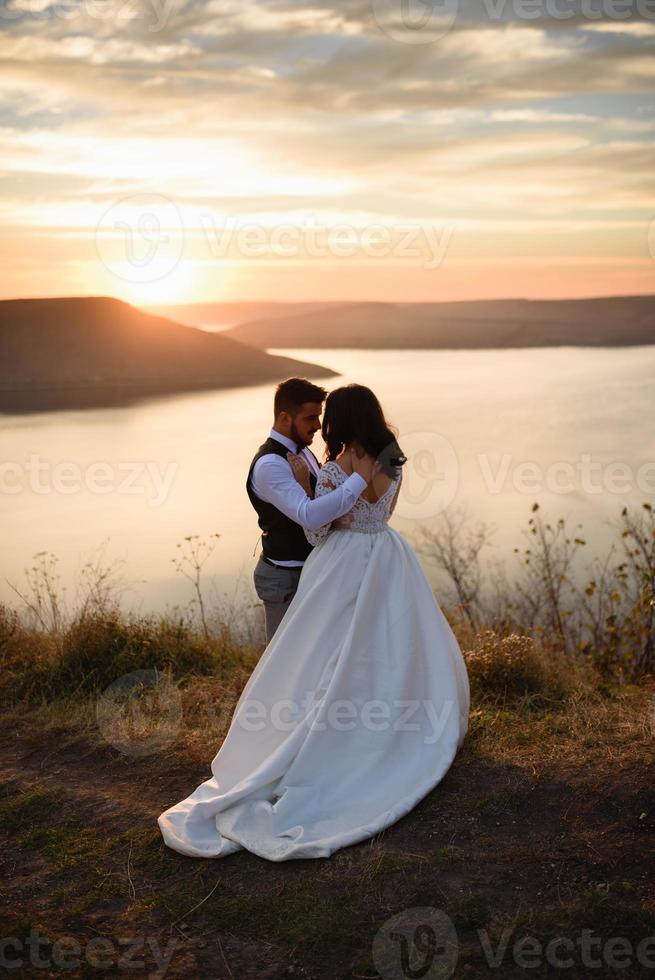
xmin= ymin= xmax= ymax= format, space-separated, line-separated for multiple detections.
xmin=2 ymin=346 xmax=653 ymax=623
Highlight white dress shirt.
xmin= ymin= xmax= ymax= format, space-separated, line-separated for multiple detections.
xmin=250 ymin=427 xmax=367 ymax=567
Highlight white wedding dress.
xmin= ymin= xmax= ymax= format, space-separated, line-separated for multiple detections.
xmin=157 ymin=460 xmax=470 ymax=861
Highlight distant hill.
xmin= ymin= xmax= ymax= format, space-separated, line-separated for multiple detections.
xmin=143 ymin=300 xmax=343 ymax=331
xmin=0 ymin=297 xmax=338 ymax=413
xmin=221 ymin=295 xmax=655 ymax=349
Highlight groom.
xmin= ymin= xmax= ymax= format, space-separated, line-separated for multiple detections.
xmin=247 ymin=377 xmax=376 ymax=644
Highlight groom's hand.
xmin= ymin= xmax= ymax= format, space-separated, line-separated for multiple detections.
xmin=351 ymin=447 xmax=381 ymax=484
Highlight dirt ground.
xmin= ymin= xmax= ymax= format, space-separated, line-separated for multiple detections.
xmin=1 ymin=681 xmax=653 ymax=979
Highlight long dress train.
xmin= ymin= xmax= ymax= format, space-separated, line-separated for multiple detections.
xmin=157 ymin=460 xmax=470 ymax=861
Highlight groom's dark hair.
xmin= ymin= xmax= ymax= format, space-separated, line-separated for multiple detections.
xmin=274 ymin=378 xmax=327 ymax=418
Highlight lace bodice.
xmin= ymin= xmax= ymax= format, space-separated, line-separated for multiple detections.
xmin=304 ymin=461 xmax=402 ymax=547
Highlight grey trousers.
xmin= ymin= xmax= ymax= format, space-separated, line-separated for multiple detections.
xmin=253 ymin=556 xmax=303 ymax=646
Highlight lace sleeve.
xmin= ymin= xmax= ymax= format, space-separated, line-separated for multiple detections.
xmin=304 ymin=464 xmax=339 ymax=547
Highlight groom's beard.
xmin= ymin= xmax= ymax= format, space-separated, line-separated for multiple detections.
xmin=290 ymin=423 xmax=311 ymax=449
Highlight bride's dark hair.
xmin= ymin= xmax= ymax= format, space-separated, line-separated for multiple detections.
xmin=321 ymin=384 xmax=407 ymax=479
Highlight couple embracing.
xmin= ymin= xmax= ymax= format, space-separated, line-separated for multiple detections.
xmin=158 ymin=377 xmax=470 ymax=862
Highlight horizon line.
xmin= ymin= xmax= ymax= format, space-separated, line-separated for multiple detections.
xmin=1 ymin=290 xmax=654 ymax=306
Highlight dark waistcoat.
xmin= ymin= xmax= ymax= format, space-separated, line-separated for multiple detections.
xmin=246 ymin=437 xmax=319 ymax=562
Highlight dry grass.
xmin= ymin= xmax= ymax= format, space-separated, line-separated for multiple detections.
xmin=1 ymin=572 xmax=653 ymax=977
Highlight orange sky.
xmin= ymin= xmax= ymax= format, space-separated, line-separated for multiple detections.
xmin=1 ymin=6 xmax=654 ymax=304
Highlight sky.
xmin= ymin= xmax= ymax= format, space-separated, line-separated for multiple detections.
xmin=1 ymin=0 xmax=654 ymax=304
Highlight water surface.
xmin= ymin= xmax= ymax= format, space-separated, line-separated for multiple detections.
xmin=2 ymin=346 xmax=653 ymax=618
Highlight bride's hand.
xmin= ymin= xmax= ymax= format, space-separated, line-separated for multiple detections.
xmin=287 ymin=451 xmax=313 ymax=496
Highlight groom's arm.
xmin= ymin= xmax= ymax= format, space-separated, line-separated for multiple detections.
xmin=251 ymin=456 xmax=366 ymax=531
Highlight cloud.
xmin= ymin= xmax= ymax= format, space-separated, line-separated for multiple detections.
xmin=582 ymin=20 xmax=655 ymax=35
xmin=0 ymin=0 xmax=653 ymax=301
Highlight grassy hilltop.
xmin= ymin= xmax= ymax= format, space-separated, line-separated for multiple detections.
xmin=0 ymin=501 xmax=653 ymax=977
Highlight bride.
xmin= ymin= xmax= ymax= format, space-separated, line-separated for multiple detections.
xmin=157 ymin=384 xmax=471 ymax=861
